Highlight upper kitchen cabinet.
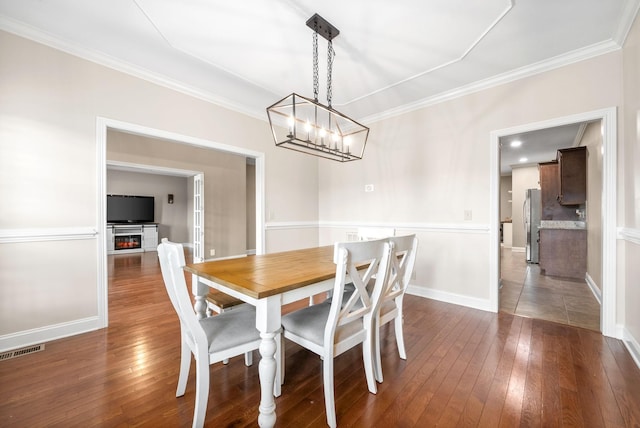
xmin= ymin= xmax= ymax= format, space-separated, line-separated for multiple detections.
xmin=557 ymin=146 xmax=586 ymax=205
xmin=539 ymin=161 xmax=561 ymax=220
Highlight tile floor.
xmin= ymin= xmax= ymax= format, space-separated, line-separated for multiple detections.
xmin=499 ymin=247 xmax=601 ymax=331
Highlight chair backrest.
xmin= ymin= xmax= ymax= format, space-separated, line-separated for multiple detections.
xmin=158 ymin=239 xmax=206 ymax=346
xmin=326 ymin=238 xmax=393 ymax=347
xmin=377 ymin=234 xmax=418 ymax=309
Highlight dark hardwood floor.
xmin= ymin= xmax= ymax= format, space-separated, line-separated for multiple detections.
xmin=1 ymin=249 xmax=639 ymax=427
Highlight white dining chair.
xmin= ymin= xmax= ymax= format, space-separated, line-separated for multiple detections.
xmin=158 ymin=240 xmax=277 ymax=428
xmin=281 ymin=238 xmax=393 ymax=428
xmin=372 ymin=234 xmax=418 ymax=383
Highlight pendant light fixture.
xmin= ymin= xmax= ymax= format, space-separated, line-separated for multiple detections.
xmin=266 ymin=13 xmax=369 ymax=162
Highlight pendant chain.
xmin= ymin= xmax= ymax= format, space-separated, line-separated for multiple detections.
xmin=327 ymin=39 xmax=334 ymax=108
xmin=313 ymin=31 xmax=319 ymax=102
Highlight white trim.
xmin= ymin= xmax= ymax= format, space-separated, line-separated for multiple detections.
xmin=0 ymin=227 xmax=97 ymax=243
xmin=0 ymin=316 xmax=101 ymax=353
xmin=613 ymin=0 xmax=640 ymax=46
xmin=266 ymin=221 xmax=318 ymax=230
xmin=0 ymin=16 xmax=264 ymax=122
xmin=585 ymin=272 xmax=603 ymax=305
xmin=319 ymin=221 xmax=490 ymax=234
xmin=406 ymin=285 xmax=493 ymax=313
xmin=361 ymin=40 xmax=621 ymax=124
xmin=623 ymin=327 xmax=640 ymax=370
xmin=510 ymin=246 xmax=526 ymax=253
xmin=107 ymin=160 xmax=201 ymax=177
xmin=96 ymin=116 xmax=267 ymax=329
xmin=490 ymin=107 xmax=618 ymax=338
xmin=264 ymin=220 xmax=491 ymax=234
xmin=619 ymin=227 xmax=640 ymax=245
xmin=1 ymin=13 xmax=632 ymax=127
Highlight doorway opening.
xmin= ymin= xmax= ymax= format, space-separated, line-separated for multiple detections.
xmin=96 ymin=117 xmax=266 ymax=328
xmin=490 ymin=107 xmax=617 ymax=337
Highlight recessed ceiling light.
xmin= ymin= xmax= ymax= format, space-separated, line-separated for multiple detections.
xmin=519 ymin=157 xmax=528 ymax=163
xmin=510 ymin=140 xmax=522 ymax=147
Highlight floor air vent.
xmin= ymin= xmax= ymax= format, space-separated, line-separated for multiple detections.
xmin=0 ymin=344 xmax=45 ymax=361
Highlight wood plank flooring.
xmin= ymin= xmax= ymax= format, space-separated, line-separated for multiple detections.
xmin=1 ymin=250 xmax=639 ymax=427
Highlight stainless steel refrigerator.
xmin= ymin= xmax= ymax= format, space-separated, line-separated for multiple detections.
xmin=523 ymin=188 xmax=541 ymax=263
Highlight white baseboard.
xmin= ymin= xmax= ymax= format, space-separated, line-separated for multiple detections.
xmin=511 ymin=246 xmax=525 ymax=253
xmin=584 ymin=272 xmax=602 ymax=305
xmin=406 ymin=284 xmax=493 ymax=313
xmin=0 ymin=316 xmax=102 ymax=353
xmin=623 ymin=327 xmax=640 ymax=370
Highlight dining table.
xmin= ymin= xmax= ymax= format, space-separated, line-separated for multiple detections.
xmin=183 ymin=245 xmax=338 ymax=428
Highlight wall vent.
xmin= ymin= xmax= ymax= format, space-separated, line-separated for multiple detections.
xmin=0 ymin=344 xmax=45 ymax=361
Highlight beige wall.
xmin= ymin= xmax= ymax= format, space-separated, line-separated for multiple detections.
xmin=0 ymin=30 xmax=319 ymax=347
xmin=511 ymin=166 xmax=540 ymax=249
xmin=246 ymin=162 xmax=256 ymax=252
xmin=500 ymin=175 xmax=513 ymax=222
xmin=319 ymin=48 xmax=623 ymax=303
xmin=580 ymin=121 xmax=603 ymax=292
xmin=622 ymin=11 xmax=640 ymax=346
xmin=2 ymin=9 xmax=640 ymax=354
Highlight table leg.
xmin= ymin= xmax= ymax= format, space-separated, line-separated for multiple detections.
xmin=255 ymin=297 xmax=281 ymax=428
xmin=258 ymin=332 xmax=277 ymax=428
xmin=191 ymin=274 xmax=208 ymax=319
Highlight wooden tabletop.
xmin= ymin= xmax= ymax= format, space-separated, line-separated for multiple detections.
xmin=184 ymin=246 xmax=337 ymax=299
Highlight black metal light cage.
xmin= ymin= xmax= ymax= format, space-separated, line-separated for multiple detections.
xmin=266 ymin=14 xmax=369 ymax=162
xmin=266 ymin=93 xmax=369 ymax=162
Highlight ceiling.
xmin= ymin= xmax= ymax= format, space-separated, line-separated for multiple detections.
xmin=499 ymin=122 xmax=589 ymax=176
xmin=0 ymin=0 xmax=636 ymax=169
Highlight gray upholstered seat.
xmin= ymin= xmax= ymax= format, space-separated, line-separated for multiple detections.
xmin=281 ymin=238 xmax=393 ymax=428
xmin=158 ymin=239 xmax=280 ymax=428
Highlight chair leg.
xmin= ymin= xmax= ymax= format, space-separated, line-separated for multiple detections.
xmin=193 ymin=351 xmax=210 ymax=428
xmin=323 ymin=356 xmax=337 ymax=428
xmin=374 ymin=320 xmax=384 ymax=383
xmin=394 ymin=314 xmax=407 ymax=360
xmin=363 ymin=333 xmax=378 ymax=394
xmin=176 ymin=337 xmax=191 ymax=397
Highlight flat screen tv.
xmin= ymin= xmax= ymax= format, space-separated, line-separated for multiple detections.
xmin=107 ymin=195 xmax=155 ymax=223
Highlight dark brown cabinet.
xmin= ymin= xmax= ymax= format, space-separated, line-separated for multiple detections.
xmin=557 ymin=146 xmax=586 ymax=205
xmin=538 ymin=228 xmax=587 ymax=279
xmin=539 ymin=161 xmax=576 ymax=220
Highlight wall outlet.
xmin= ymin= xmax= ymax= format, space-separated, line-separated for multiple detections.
xmin=364 ymin=184 xmax=374 ymax=192
xmin=210 ymin=249 xmax=215 ymax=256
xmin=464 ymin=210 xmax=472 ymax=221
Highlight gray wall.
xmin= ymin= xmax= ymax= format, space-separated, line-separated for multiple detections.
xmin=107 ymin=169 xmax=189 ymax=244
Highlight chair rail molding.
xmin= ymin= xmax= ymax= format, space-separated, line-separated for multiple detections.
xmin=618 ymin=227 xmax=640 ymax=246
xmin=0 ymin=227 xmax=98 ymax=244
xmin=319 ymin=221 xmax=490 ymax=234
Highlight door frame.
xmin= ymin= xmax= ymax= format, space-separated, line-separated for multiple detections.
xmin=489 ymin=107 xmax=618 ymax=338
xmin=96 ymin=117 xmax=266 ymax=328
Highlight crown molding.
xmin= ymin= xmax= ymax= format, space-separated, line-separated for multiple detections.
xmin=361 ymin=39 xmax=622 ymax=124
xmin=613 ymin=0 xmax=640 ymax=46
xmin=0 ymin=16 xmax=265 ymax=121
xmin=0 ymin=10 xmax=632 ymax=126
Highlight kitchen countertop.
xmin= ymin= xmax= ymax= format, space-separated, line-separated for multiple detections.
xmin=539 ymin=220 xmax=586 ymax=229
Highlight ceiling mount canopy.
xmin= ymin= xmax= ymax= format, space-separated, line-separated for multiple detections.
xmin=266 ymin=13 xmax=369 ymax=162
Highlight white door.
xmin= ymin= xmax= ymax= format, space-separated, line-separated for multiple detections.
xmin=193 ymin=173 xmax=204 ymax=262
